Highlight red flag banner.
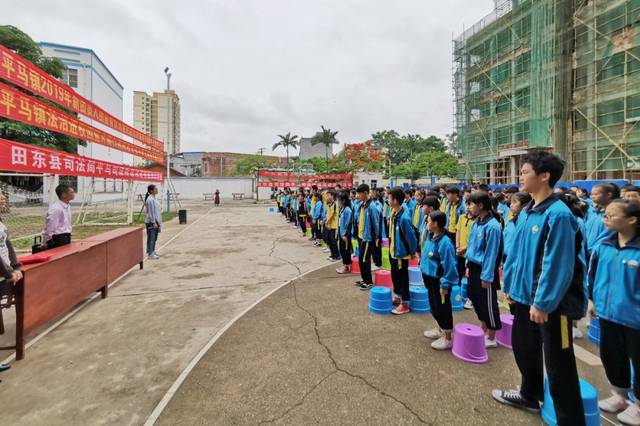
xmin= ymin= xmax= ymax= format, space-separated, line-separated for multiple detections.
xmin=258 ymin=181 xmax=352 ymax=188
xmin=0 ymin=138 xmax=163 ymax=182
xmin=0 ymin=82 xmax=164 ymax=164
xmin=257 ymin=170 xmax=352 ymax=181
xmin=0 ymin=45 xmax=164 ymax=153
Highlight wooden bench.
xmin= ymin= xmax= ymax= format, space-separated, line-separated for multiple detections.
xmin=232 ymin=193 xmax=244 ymax=200
xmin=203 ymin=193 xmax=214 ymax=201
xmin=0 ymin=227 xmax=143 ymax=360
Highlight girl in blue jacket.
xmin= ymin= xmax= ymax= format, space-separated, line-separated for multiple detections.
xmin=421 ymin=210 xmax=458 ymax=350
xmin=503 ymin=192 xmax=531 ymax=264
xmin=588 ymin=199 xmax=640 ymax=425
xmin=466 ymin=191 xmax=503 ymax=347
xmin=336 ymin=191 xmax=354 ymax=274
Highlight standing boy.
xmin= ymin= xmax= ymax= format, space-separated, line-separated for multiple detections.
xmin=324 ymin=190 xmax=340 ymax=260
xmin=388 ymin=187 xmax=417 ymax=314
xmin=355 ymin=184 xmax=381 ymax=290
xmin=492 ymin=151 xmax=587 ymax=426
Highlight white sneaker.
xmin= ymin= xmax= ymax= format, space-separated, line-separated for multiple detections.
xmin=573 ymin=326 xmax=583 ymax=339
xmin=431 ymin=336 xmax=453 ymax=350
xmin=152 ymin=252 xmax=161 ymax=258
xmin=149 ymin=253 xmax=160 ymax=260
xmin=423 ymin=328 xmax=442 ymax=339
xmin=322 ymin=248 xmax=330 ymax=253
xmin=485 ymin=336 xmax=498 ymax=348
xmin=618 ymin=403 xmax=640 ymax=426
xmin=599 ymin=392 xmax=629 ymax=413
xmin=464 ymin=299 xmax=474 ymax=310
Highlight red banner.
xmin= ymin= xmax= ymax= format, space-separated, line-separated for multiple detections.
xmin=258 ymin=181 xmax=352 ymax=188
xmin=257 ymin=170 xmax=351 ymax=181
xmin=0 ymin=138 xmax=163 ymax=181
xmin=0 ymin=45 xmax=164 ymax=153
xmin=0 ymin=82 xmax=164 ymax=164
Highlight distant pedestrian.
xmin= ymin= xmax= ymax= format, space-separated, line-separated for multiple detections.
xmin=44 ymin=184 xmax=75 ymax=249
xmin=214 ymin=189 xmax=220 ymax=206
xmin=145 ymin=185 xmax=162 ymax=260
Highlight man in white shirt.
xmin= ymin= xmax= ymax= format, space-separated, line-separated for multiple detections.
xmin=44 ymin=184 xmax=75 ymax=249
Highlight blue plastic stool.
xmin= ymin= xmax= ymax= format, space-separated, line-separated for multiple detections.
xmin=408 ymin=267 xmax=422 ymax=285
xmin=541 ymin=378 xmax=599 ymax=426
xmin=631 ymin=364 xmax=636 ymax=402
xmin=451 ymin=286 xmax=464 ymax=312
xmin=368 ymin=286 xmax=392 ymax=314
xmin=588 ymin=317 xmax=600 ymax=345
xmin=461 ymin=278 xmax=468 ymax=300
xmin=409 ymin=286 xmax=430 ymax=314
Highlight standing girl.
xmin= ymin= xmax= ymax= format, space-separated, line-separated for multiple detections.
xmin=421 ymin=211 xmax=458 ymax=350
xmin=297 ymin=192 xmax=307 ymax=237
xmin=336 ymin=191 xmax=353 ymax=274
xmin=214 ymin=189 xmax=220 ymax=206
xmin=589 ymin=200 xmax=640 ymax=426
xmin=145 ymin=184 xmax=162 ymax=260
xmin=465 ymin=191 xmax=503 ymax=347
xmin=502 ymin=192 xmax=532 ymax=264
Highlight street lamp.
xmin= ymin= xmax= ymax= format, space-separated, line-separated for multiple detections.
xmin=164 ymin=67 xmax=172 ymax=91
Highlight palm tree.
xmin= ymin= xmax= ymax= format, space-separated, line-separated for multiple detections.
xmin=311 ymin=126 xmax=339 ymax=173
xmin=272 ymin=132 xmax=299 ymax=166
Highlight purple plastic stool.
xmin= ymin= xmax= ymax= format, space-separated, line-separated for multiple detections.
xmin=452 ymin=323 xmax=488 ymax=364
xmin=496 ymin=314 xmax=514 ymax=349
xmin=382 ymin=238 xmax=389 ymax=248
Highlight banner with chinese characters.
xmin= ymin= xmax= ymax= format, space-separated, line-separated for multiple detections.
xmin=0 ymin=82 xmax=164 ymax=164
xmin=257 ymin=170 xmax=352 ymax=181
xmin=0 ymin=45 xmax=164 ymax=153
xmin=257 ymin=181 xmax=352 ymax=188
xmin=0 ymin=138 xmax=163 ymax=182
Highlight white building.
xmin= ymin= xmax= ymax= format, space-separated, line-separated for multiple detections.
xmin=38 ymin=42 xmax=131 ymax=201
xmin=134 ymin=90 xmax=181 ymax=155
xmin=298 ymin=135 xmax=333 ymax=160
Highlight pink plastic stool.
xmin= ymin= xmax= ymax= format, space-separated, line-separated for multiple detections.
xmin=382 ymin=238 xmax=390 ymax=248
xmin=409 ymin=256 xmax=419 ymax=267
xmin=452 ymin=323 xmax=488 ymax=364
xmin=496 ymin=314 xmax=514 ymax=349
xmin=350 ymin=256 xmax=360 ymax=274
xmin=374 ymin=270 xmax=392 ymax=288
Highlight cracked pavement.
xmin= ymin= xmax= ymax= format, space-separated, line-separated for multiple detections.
xmin=0 ymin=202 xmax=331 ymax=425
xmin=157 ymin=237 xmax=614 ymax=425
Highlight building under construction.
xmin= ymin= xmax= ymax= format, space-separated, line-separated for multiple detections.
xmin=453 ymin=0 xmax=640 ymax=183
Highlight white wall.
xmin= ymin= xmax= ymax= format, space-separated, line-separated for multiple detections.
xmin=168 ymin=177 xmax=255 ymax=199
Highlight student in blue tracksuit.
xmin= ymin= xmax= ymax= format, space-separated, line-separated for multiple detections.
xmin=371 ymin=188 xmax=384 ymax=268
xmin=421 ymin=210 xmax=458 ymax=350
xmin=311 ymin=192 xmax=323 ymax=245
xmin=465 ymin=191 xmax=503 ymax=346
xmin=336 ymin=191 xmax=354 ymax=274
xmin=411 ymin=189 xmax=426 ymax=241
xmin=588 ymin=199 xmax=640 ymax=425
xmin=403 ymin=189 xmax=416 ymax=213
xmin=387 ymin=187 xmax=417 ymax=314
xmin=496 ymin=193 xmax=510 ymax=222
xmin=351 ymin=190 xmax=361 ymax=239
xmin=586 ymin=183 xmax=619 ymax=256
xmin=444 ymin=186 xmax=465 ymax=243
xmin=623 ymin=185 xmax=640 ymax=202
xmin=492 ymin=151 xmax=586 ymax=426
xmin=355 ymin=184 xmax=381 ymax=290
xmin=502 ymin=192 xmax=531 ymax=265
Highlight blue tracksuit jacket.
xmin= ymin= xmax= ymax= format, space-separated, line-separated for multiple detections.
xmin=420 ymin=233 xmax=458 ymax=289
xmin=466 ymin=215 xmax=503 ymax=283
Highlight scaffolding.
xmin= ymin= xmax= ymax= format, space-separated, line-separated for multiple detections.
xmin=453 ymin=0 xmax=640 ymax=183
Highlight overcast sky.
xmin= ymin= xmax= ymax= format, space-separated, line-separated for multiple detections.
xmin=6 ymin=0 xmax=493 ymax=154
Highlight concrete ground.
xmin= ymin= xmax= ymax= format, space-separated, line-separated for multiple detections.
xmin=157 ymin=240 xmax=617 ymax=425
xmin=0 ymin=201 xmax=331 ymax=425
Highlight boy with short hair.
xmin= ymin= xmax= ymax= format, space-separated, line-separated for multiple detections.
xmin=388 ymin=187 xmax=417 ymax=314
xmin=324 ymin=190 xmax=340 ymax=260
xmin=355 ymin=184 xmax=381 ymax=290
xmin=492 ymin=150 xmax=586 ymax=426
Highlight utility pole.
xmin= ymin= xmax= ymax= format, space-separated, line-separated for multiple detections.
xmin=164 ymin=67 xmax=172 ymax=211
xmin=257 ymin=147 xmax=266 ymax=156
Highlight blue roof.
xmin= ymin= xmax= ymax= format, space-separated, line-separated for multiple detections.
xmin=38 ymin=41 xmax=124 ymax=90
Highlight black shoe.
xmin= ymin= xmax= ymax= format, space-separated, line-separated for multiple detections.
xmin=491 ymin=389 xmax=540 ymax=413
xmin=0 ymin=363 xmax=11 ymax=373
xmin=358 ymin=283 xmax=373 ymax=291
xmin=355 ymin=280 xmax=365 ymax=286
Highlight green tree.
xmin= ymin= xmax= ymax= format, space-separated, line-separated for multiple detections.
xmin=0 ymin=25 xmax=83 ymax=153
xmin=231 ymin=155 xmax=276 ymax=176
xmin=391 ymin=151 xmax=459 ymax=183
xmin=311 ymin=126 xmax=339 ymax=172
xmin=272 ymin=132 xmax=299 ymax=166
xmin=372 ymin=130 xmax=446 ymax=164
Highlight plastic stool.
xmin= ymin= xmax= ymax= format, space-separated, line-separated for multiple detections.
xmin=409 ymin=286 xmax=430 ymax=314
xmin=408 ymin=267 xmax=422 ymax=285
xmin=541 ymin=378 xmax=599 ymax=426
xmin=409 ymin=257 xmax=419 ymax=267
xmin=452 ymin=323 xmax=488 ymax=364
xmin=382 ymin=255 xmax=391 ymax=271
xmin=496 ymin=314 xmax=514 ymax=349
xmin=588 ymin=317 xmax=600 ymax=345
xmin=461 ymin=278 xmax=468 ymax=299
xmin=369 ymin=286 xmax=392 ymax=314
xmin=374 ymin=270 xmax=392 ymax=288
xmin=350 ymin=256 xmax=360 ymax=274
xmin=382 ymin=238 xmax=389 ymax=248
xmin=451 ymin=286 xmax=464 ymax=312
